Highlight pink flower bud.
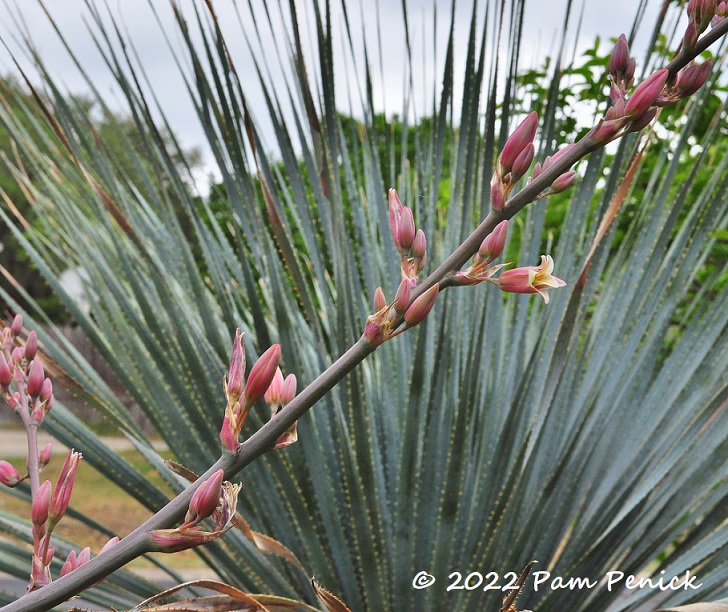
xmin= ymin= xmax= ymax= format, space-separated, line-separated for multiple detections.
xmin=219 ymin=414 xmax=238 ymax=453
xmin=609 ymin=34 xmax=631 ymax=77
xmin=280 ymin=374 xmax=297 ymax=405
xmin=40 ymin=378 xmax=53 ymax=404
xmin=49 ymin=450 xmax=81 ymax=530
xmin=491 ymin=181 xmax=506 ymax=211
xmin=624 ymin=58 xmax=636 ymax=83
xmin=412 ymin=229 xmax=427 ymax=260
xmin=264 ymin=367 xmax=284 ymax=406
xmin=26 ymin=359 xmax=45 ymax=398
xmin=0 ymin=461 xmax=22 ymax=487
xmin=226 ymin=329 xmax=246 ymax=402
xmin=32 ymin=480 xmax=52 ymax=527
xmin=511 ymin=143 xmax=535 ymax=182
xmin=551 ymin=171 xmax=577 ymax=193
xmin=397 ymin=207 xmax=416 ymax=251
xmin=60 ymin=550 xmax=77 ymax=578
xmin=39 ymin=443 xmax=53 ymax=468
xmin=627 ymin=107 xmax=658 ymax=133
xmin=244 ymin=344 xmax=281 ymax=406
xmin=60 ymin=547 xmax=90 ymax=577
xmin=605 ymin=98 xmax=626 ymax=121
xmin=77 ymin=546 xmax=91 ymax=566
xmin=393 ymin=279 xmax=412 ymax=314
xmin=374 ymin=287 xmax=387 ymax=311
xmin=497 ymin=255 xmax=566 ymax=304
xmin=683 ymin=22 xmax=699 ymax=49
xmin=625 ymin=69 xmax=669 ymax=118
xmin=0 ymin=353 xmax=11 ymax=387
xmin=404 ymin=283 xmax=439 ymax=327
xmin=499 ymin=112 xmax=538 ymax=174
xmin=11 ymin=315 xmax=22 ymax=336
xmin=11 ymin=347 xmax=24 ymax=365
xmin=677 ymin=59 xmax=712 ymax=97
xmin=587 ymin=119 xmax=621 ymax=146
xmin=99 ymin=536 xmax=120 ymax=555
xmin=713 ymin=2 xmax=727 ymax=26
xmin=479 ymin=220 xmax=508 ymax=263
xmin=609 ymin=83 xmax=623 ymax=103
xmin=30 ymin=404 xmax=47 ymax=427
xmin=388 ymin=188 xmax=403 ymax=249
xmin=689 ymin=0 xmax=717 ymax=29
xmin=25 ymin=331 xmax=37 ymax=361
xmin=185 ymin=469 xmax=224 ymax=527
xmin=364 ymin=319 xmax=385 ymax=345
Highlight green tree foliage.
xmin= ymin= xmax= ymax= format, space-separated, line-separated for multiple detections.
xmin=0 ymin=78 xmax=202 ymax=322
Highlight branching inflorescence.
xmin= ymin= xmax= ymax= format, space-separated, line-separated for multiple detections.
xmin=1 ymin=1 xmax=725 ymax=610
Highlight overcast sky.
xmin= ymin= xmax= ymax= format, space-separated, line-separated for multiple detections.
xmin=0 ymin=0 xmax=670 ymax=192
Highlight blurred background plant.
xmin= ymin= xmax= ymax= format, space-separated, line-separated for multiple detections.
xmin=0 ymin=0 xmax=726 ymax=610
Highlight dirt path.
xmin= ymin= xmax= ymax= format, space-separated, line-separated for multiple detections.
xmin=0 ymin=429 xmax=167 ymax=457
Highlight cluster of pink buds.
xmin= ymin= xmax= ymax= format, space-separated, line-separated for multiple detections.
xmin=491 ymin=112 xmax=537 ymax=211
xmin=149 ymin=469 xmax=241 ymax=553
xmin=452 ymin=220 xmax=510 ymax=286
xmin=590 ymin=35 xmax=669 ymax=142
xmin=657 ymin=59 xmax=713 ymax=106
xmin=592 ymin=26 xmax=712 ymax=145
xmin=219 ymin=329 xmax=300 ymax=453
xmin=59 ymin=537 xmax=118 ymax=579
xmin=608 ymin=34 xmax=637 ymax=99
xmin=686 ymin=0 xmax=718 ymax=48
xmin=388 ymin=189 xmax=427 ymax=285
xmin=363 ymin=190 xmax=440 ymax=346
xmin=712 ymin=2 xmax=727 ymax=27
xmin=1 ymin=316 xmax=54 ymax=426
xmin=0 ymin=315 xmax=100 ymax=591
xmin=530 ymin=145 xmax=578 ymax=196
xmin=364 ymin=281 xmax=439 ymax=346
xmin=28 ymin=450 xmax=82 ymax=590
xmin=264 ymin=367 xmax=298 ymax=449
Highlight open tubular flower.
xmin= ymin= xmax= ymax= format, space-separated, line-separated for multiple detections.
xmin=497 ymin=255 xmax=566 ymax=304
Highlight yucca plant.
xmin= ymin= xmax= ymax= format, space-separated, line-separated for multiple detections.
xmin=0 ymin=0 xmax=727 ymax=610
